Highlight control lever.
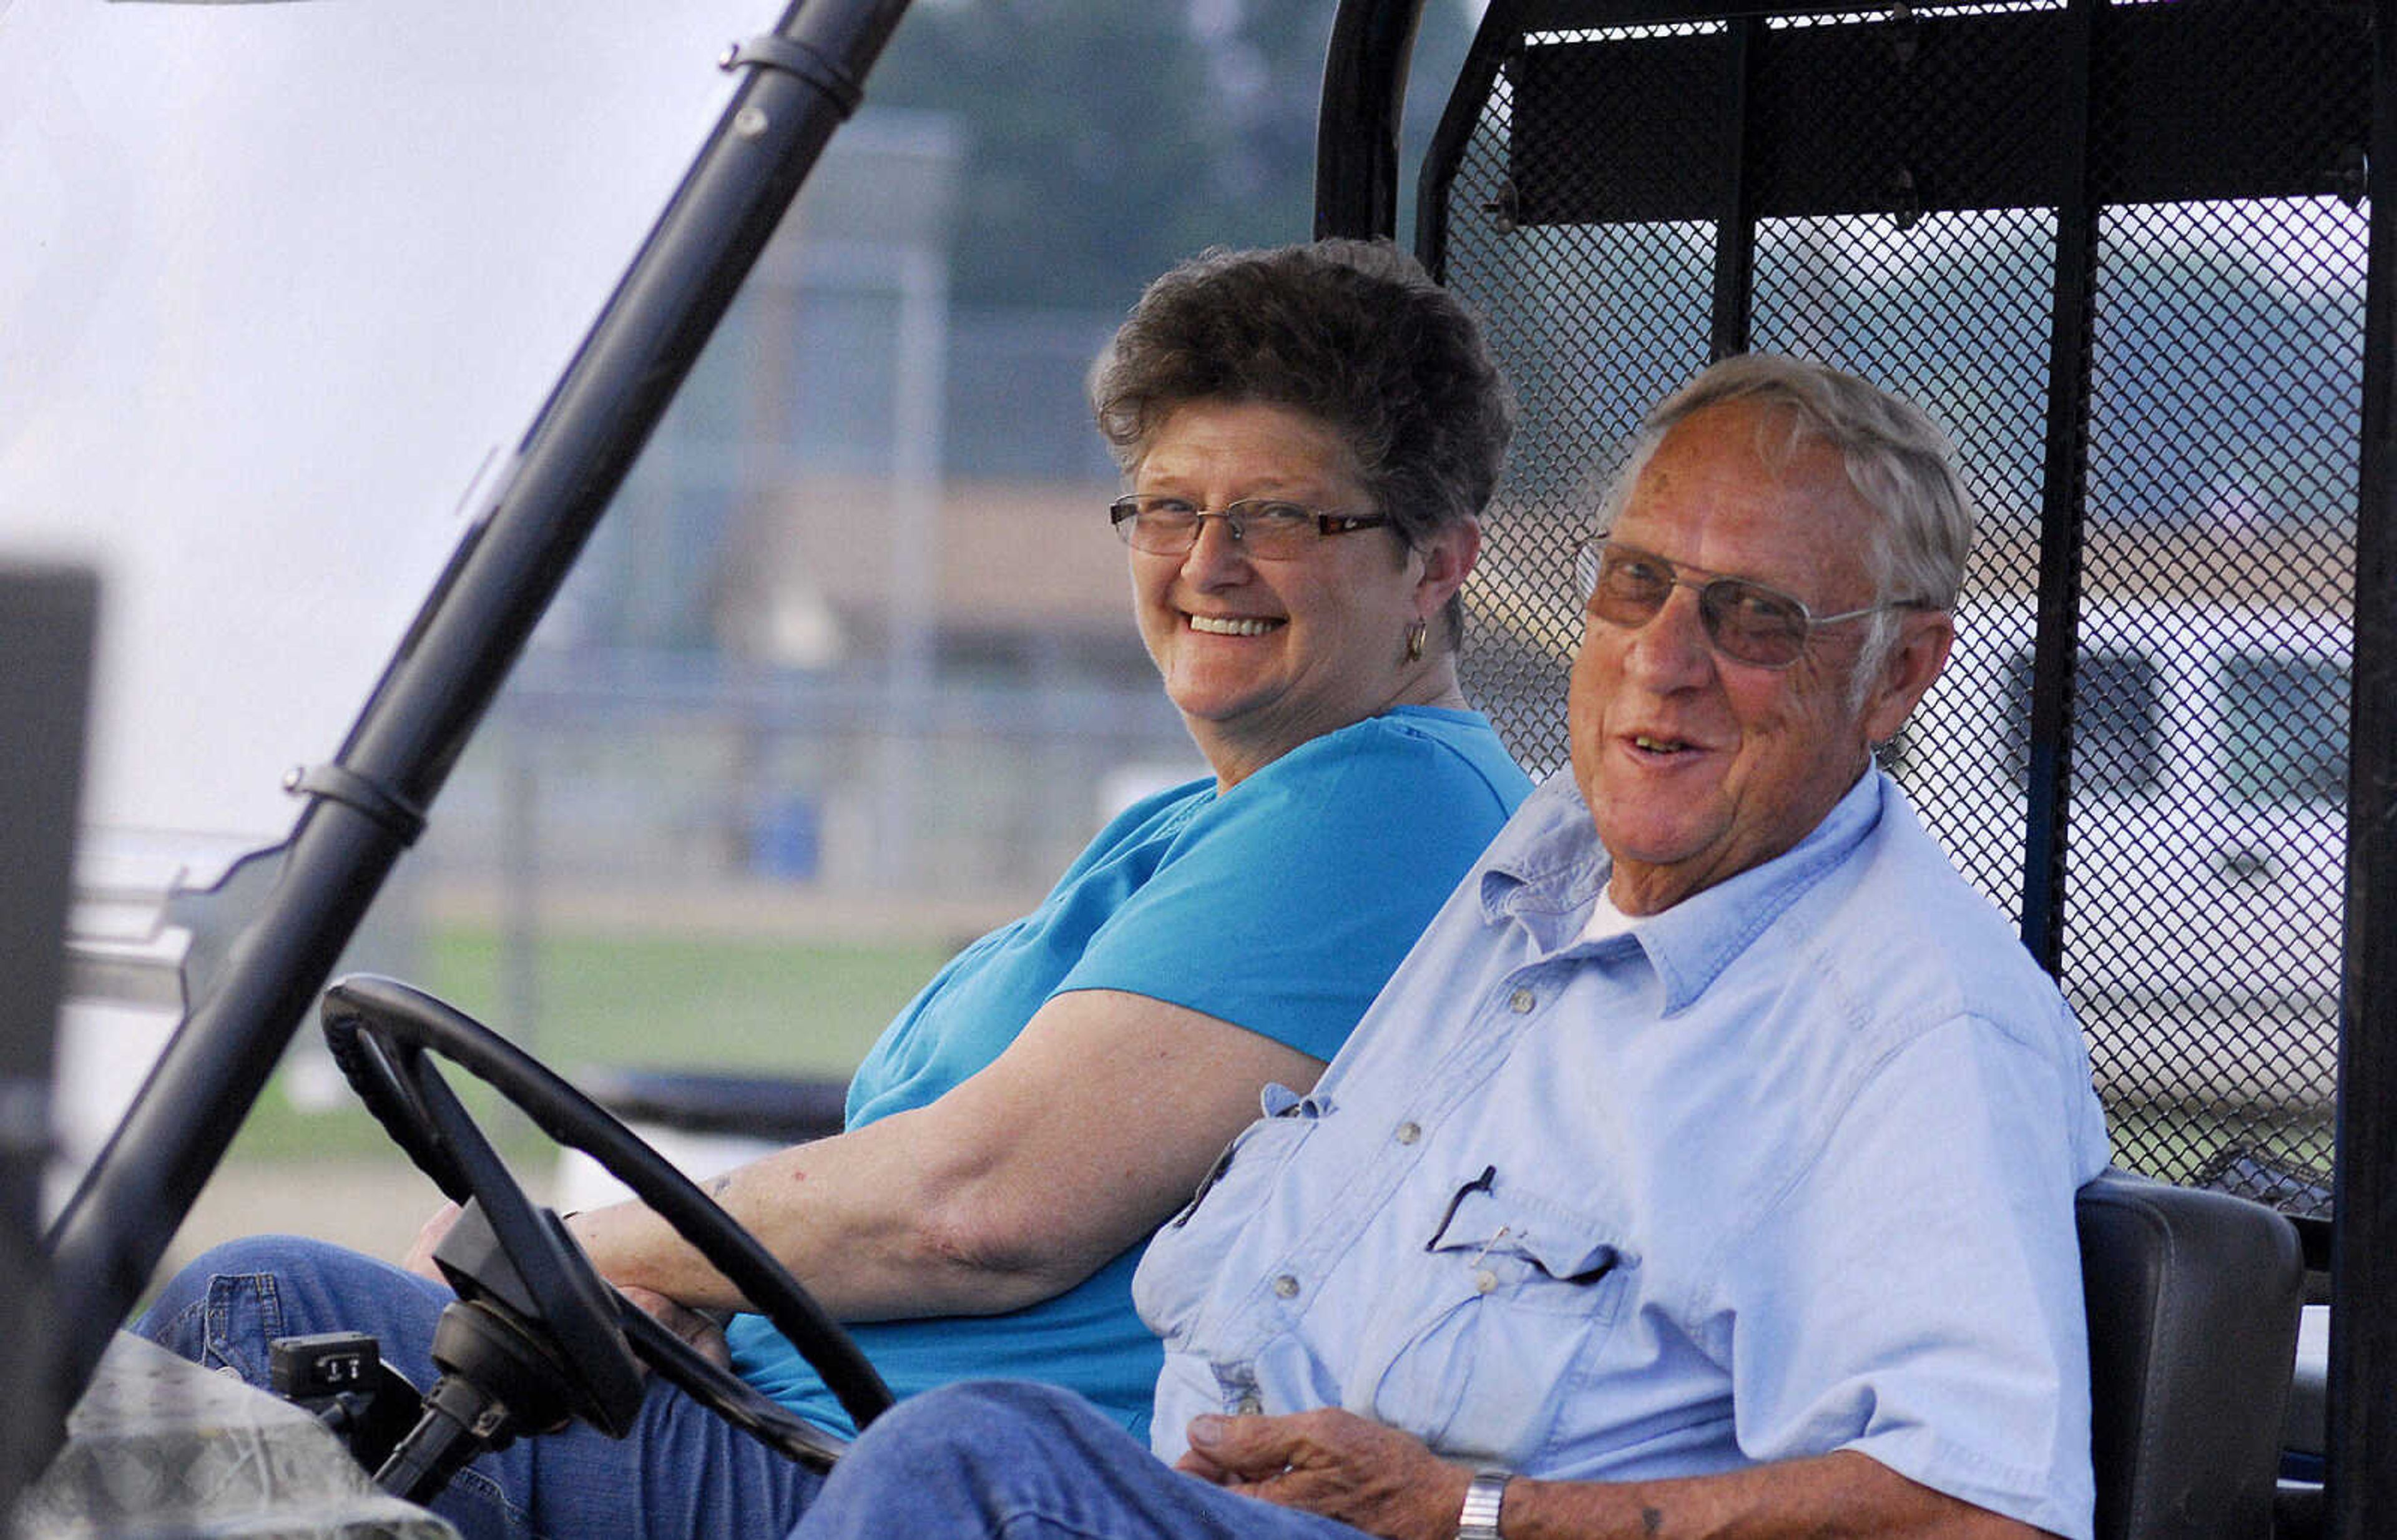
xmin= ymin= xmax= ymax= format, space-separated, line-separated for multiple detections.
xmin=268 ymin=1330 xmax=419 ymax=1473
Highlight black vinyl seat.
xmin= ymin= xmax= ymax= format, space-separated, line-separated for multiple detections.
xmin=2076 ymin=1169 xmax=2303 ymax=1540
xmin=580 ymin=1068 xmax=848 ymax=1145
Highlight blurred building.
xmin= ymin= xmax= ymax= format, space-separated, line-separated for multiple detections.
xmin=425 ymin=111 xmax=1202 ymax=908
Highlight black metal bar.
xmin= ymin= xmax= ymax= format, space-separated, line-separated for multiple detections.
xmin=1705 ymin=17 xmax=1758 ymax=361
xmin=1412 ymin=0 xmax=1535 ymax=277
xmin=43 ymin=0 xmax=914 ymax=1421
xmin=0 ymin=569 xmax=93 ymax=1240
xmin=1516 ymin=0 xmax=1949 ymax=25
xmin=2017 ymin=0 xmax=2098 ymax=971
xmin=2325 ymin=0 xmax=2397 ymax=1526
xmin=1315 ymin=0 xmax=1427 ymax=240
xmin=0 ymin=565 xmax=94 ymax=1515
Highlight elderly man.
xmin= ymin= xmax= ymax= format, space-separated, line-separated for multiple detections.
xmin=783 ymin=354 xmax=2111 ymax=1540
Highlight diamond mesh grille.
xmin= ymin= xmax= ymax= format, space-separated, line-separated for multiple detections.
xmin=1434 ymin=0 xmax=2365 ymax=1213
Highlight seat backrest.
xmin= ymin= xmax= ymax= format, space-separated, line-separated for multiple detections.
xmin=2077 ymin=1169 xmax=2302 ymax=1540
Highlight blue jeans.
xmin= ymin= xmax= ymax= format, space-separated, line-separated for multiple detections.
xmin=135 ymin=1236 xmax=824 ymax=1540
xmin=793 ymin=1381 xmax=1368 ymax=1539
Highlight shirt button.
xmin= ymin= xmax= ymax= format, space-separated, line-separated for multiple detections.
xmin=1474 ymin=1269 xmax=1499 ymax=1295
xmin=1235 ymin=1392 xmax=1263 ymax=1415
xmin=1395 ymin=1121 xmax=1421 ymax=1145
xmin=1272 ymin=1273 xmax=1300 ymax=1299
xmin=1509 ymin=988 xmax=1536 ymax=1014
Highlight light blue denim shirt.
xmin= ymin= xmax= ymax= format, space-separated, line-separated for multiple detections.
xmin=1135 ymin=767 xmax=2111 ymax=1540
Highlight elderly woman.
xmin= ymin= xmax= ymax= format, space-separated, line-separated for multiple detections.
xmin=138 ymin=238 xmax=1529 ymax=1538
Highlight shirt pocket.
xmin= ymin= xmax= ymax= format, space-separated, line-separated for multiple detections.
xmin=1135 ymin=1106 xmax=1321 ymax=1345
xmin=1361 ymin=1180 xmax=1635 ymax=1464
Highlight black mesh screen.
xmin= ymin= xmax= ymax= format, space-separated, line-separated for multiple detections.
xmin=1434 ymin=0 xmax=2366 ymax=1215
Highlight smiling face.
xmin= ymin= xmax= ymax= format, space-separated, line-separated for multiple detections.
xmin=1569 ymin=401 xmax=1951 ymax=914
xmin=1129 ymin=398 xmax=1474 ymax=787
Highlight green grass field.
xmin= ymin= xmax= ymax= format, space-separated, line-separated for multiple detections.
xmin=225 ymin=926 xmax=951 ymax=1163
xmin=222 ymin=924 xmax=2341 ymax=1222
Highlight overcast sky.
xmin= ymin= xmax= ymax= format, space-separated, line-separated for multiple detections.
xmin=0 ymin=0 xmax=771 ymax=843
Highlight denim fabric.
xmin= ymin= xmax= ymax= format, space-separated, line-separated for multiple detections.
xmin=793 ymin=1381 xmax=1365 ymax=1540
xmin=135 ymin=1235 xmax=823 ymax=1540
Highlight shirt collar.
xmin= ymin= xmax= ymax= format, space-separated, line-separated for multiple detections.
xmin=1479 ymin=766 xmax=1886 ymax=1011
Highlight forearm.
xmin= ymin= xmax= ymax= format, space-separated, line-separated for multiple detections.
xmin=566 ymin=1110 xmax=1075 ymax=1319
xmin=1494 ymin=1452 xmax=2050 ymax=1540
xmin=564 ymin=991 xmax=1326 ymax=1323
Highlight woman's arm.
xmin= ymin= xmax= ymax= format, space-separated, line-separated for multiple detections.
xmin=549 ymin=986 xmax=1323 ymax=1318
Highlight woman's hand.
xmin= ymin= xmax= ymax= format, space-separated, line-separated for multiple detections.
xmin=615 ymin=1284 xmax=733 ymax=1370
xmin=401 ymin=1200 xmax=463 ymax=1282
xmin=400 ymin=1199 xmax=728 ymax=1370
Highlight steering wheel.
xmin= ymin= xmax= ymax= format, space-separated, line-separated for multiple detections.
xmin=318 ymin=973 xmax=891 ymax=1470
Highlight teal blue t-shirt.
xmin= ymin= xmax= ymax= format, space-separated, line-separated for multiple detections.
xmin=725 ymin=705 xmax=1530 ymax=1437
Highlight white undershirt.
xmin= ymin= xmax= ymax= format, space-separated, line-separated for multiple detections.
xmin=1579 ymin=884 xmax=1638 ymax=946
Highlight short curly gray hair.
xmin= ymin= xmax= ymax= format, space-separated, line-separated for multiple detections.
xmin=1601 ymin=354 xmax=1974 ymax=697
xmin=1089 ymin=239 xmax=1516 ymax=649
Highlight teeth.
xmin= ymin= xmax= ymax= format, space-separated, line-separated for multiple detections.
xmin=1190 ymin=615 xmax=1279 ymax=636
xmin=1632 ymin=735 xmax=1685 ymax=753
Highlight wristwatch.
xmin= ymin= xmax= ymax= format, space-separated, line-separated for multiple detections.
xmin=1456 ymin=1468 xmax=1510 ymax=1539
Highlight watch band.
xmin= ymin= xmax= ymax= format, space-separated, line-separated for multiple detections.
xmin=1456 ymin=1468 xmax=1510 ymax=1539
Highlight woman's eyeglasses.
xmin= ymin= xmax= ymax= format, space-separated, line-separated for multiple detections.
xmin=1576 ymin=534 xmax=1918 ymax=670
xmin=1110 ymin=496 xmax=1392 ymax=560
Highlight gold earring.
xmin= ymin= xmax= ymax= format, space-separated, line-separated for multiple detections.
xmin=1405 ymin=619 xmax=1428 ymax=663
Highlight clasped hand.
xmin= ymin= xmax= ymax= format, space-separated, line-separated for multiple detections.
xmin=1176 ymin=1406 xmax=1476 ymax=1540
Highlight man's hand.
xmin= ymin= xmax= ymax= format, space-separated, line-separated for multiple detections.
xmin=1175 ymin=1408 xmax=1473 ymax=1540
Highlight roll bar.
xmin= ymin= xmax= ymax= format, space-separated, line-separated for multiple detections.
xmin=43 ymin=0 xmax=914 ymax=1446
